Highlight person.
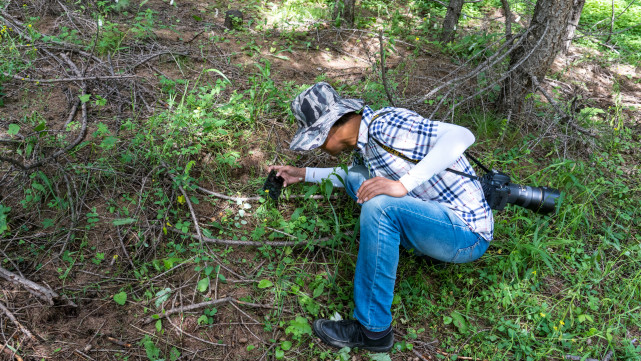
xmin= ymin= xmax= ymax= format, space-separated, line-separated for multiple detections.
xmin=268 ymin=82 xmax=493 ymax=352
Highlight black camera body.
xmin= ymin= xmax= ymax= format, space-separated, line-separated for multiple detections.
xmin=480 ymin=170 xmax=560 ymax=214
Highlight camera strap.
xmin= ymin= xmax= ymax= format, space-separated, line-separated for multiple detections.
xmin=368 ymin=111 xmax=487 ymax=181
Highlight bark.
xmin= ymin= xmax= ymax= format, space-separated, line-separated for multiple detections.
xmin=441 ymin=0 xmax=465 ymax=43
xmin=498 ymin=0 xmax=574 ymax=113
xmin=333 ymin=0 xmax=356 ymax=27
xmin=562 ymin=0 xmax=586 ymax=53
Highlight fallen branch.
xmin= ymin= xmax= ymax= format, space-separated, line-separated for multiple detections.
xmin=564 ymin=355 xmax=600 ymax=361
xmin=531 ymin=75 xmax=600 ymax=138
xmin=0 ymin=300 xmax=37 ymax=343
xmin=143 ymin=296 xmax=277 ymax=324
xmin=195 ymin=184 xmax=336 ymax=202
xmin=2 ymin=72 xmax=137 ymax=83
xmin=162 ymin=162 xmax=204 ymax=244
xmin=0 ymin=266 xmax=76 ymax=307
xmin=163 ymin=226 xmax=330 ymax=247
xmin=0 ymin=345 xmax=23 ymax=361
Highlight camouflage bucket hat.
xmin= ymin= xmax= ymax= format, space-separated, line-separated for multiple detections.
xmin=289 ymin=82 xmax=364 ymax=151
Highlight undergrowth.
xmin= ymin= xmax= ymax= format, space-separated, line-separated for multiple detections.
xmin=1 ymin=1 xmax=640 ymax=361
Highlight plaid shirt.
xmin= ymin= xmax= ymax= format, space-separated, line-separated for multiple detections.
xmin=354 ymin=106 xmax=494 ymax=241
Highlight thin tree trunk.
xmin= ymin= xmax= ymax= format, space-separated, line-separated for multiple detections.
xmin=441 ymin=0 xmax=465 ymax=43
xmin=562 ymin=0 xmax=586 ymax=53
xmin=333 ymin=0 xmax=356 ymax=27
xmin=498 ymin=0 xmax=574 ymax=113
xmin=344 ymin=0 xmax=355 ymax=27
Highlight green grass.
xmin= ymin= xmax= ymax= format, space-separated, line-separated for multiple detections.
xmin=2 ymin=1 xmax=640 ymax=360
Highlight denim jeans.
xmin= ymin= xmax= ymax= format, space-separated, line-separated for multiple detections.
xmin=345 ymin=166 xmax=489 ymax=331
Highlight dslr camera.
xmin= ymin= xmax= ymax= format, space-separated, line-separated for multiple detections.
xmin=480 ymin=170 xmax=560 ymax=214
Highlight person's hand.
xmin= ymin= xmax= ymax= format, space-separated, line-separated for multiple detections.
xmin=267 ymin=165 xmax=306 ymax=187
xmin=356 ymin=177 xmax=408 ymax=204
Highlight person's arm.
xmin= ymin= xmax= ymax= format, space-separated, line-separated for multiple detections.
xmin=267 ymin=165 xmax=349 ymax=188
xmin=398 ymin=122 xmax=475 ymax=193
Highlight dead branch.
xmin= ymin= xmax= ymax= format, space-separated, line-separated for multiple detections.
xmin=195 ymin=184 xmax=336 ymax=202
xmin=378 ymin=30 xmax=396 ymax=107
xmin=564 ymin=355 xmax=600 ymax=361
xmin=414 ymin=24 xmax=535 ymax=107
xmin=531 ymin=75 xmax=600 ymax=138
xmin=143 ymin=297 xmax=277 ymax=324
xmin=162 ymin=162 xmax=204 ymax=244
xmin=0 ymin=266 xmax=76 ymax=307
xmin=0 ymin=300 xmax=37 ymax=343
xmin=0 ymin=345 xmax=24 ymax=361
xmin=2 ymin=72 xmax=137 ymax=83
xmin=163 ymin=226 xmax=330 ymax=247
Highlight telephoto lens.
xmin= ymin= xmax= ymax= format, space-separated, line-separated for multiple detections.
xmin=507 ymin=184 xmax=561 ymax=214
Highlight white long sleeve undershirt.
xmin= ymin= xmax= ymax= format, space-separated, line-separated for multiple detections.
xmin=305 ymin=122 xmax=475 ymax=192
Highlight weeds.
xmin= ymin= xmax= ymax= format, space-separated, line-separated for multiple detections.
xmin=0 ymin=1 xmax=640 ymax=361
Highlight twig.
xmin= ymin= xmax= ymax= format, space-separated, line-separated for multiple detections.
xmin=531 ymin=75 xmax=600 ymax=138
xmin=0 ymin=300 xmax=37 ymax=342
xmin=2 ymin=72 xmax=137 ymax=83
xmin=163 ymin=225 xmax=330 ymax=247
xmin=162 ymin=162 xmax=203 ymax=244
xmin=143 ymin=297 xmax=277 ymax=324
xmin=564 ymin=355 xmax=599 ymax=361
xmin=378 ymin=30 xmax=396 ymax=107
xmin=195 ymin=184 xmax=335 ymax=202
xmin=0 ymin=266 xmax=76 ymax=307
xmin=1 ymin=345 xmax=23 ymax=361
xmin=105 ymin=336 xmax=132 ymax=348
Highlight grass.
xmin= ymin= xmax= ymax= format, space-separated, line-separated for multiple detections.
xmin=1 ymin=1 xmax=640 ymax=360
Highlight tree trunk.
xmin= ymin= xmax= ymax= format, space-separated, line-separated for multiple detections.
xmin=498 ymin=0 xmax=574 ymax=114
xmin=441 ymin=0 xmax=465 ymax=43
xmin=333 ymin=0 xmax=356 ymax=28
xmin=562 ymin=0 xmax=586 ymax=53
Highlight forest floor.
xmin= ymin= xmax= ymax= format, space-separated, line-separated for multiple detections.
xmin=1 ymin=1 xmax=640 ymax=361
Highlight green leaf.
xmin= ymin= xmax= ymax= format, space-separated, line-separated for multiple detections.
xmin=312 ymin=283 xmax=324 ymax=298
xmin=79 ymin=94 xmax=91 ymax=103
xmin=155 ymin=319 xmax=162 ymax=333
xmin=7 ymin=124 xmax=20 ymax=136
xmin=113 ymin=291 xmax=127 ymax=305
xmin=100 ymin=136 xmax=118 ymax=149
xmin=275 ymin=348 xmax=284 ymax=359
xmin=285 ymin=316 xmax=312 ymax=339
xmin=257 ymin=279 xmax=273 ymax=289
xmin=443 ymin=316 xmax=453 ymax=325
xmin=370 ymin=353 xmax=392 ymax=361
xmin=281 ymin=341 xmax=292 ymax=351
xmin=197 ymin=315 xmax=208 ymax=325
xmin=450 ymin=311 xmax=468 ymax=333
xmin=112 ymin=218 xmax=136 ymax=226
xmin=170 ymin=347 xmax=181 ymax=361
xmin=34 ymin=122 xmax=46 ymax=132
xmin=197 ymin=277 xmax=210 ymax=293
xmin=217 ymin=273 xmax=227 ymax=283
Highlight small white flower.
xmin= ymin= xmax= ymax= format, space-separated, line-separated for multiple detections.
xmin=243 ymin=203 xmax=251 ymax=209
xmin=329 ymin=312 xmax=343 ymax=321
xmin=170 ymin=0 xmax=174 ymax=5
xmin=98 ymin=19 xmax=103 ymax=27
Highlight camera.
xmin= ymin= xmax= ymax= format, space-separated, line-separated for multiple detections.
xmin=261 ymin=170 xmax=285 ymax=202
xmin=480 ymin=170 xmax=560 ymax=214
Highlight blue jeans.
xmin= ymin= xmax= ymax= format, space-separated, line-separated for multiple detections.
xmin=345 ymin=166 xmax=489 ymax=331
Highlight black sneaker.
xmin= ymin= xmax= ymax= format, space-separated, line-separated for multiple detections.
xmin=312 ymin=319 xmax=394 ymax=352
